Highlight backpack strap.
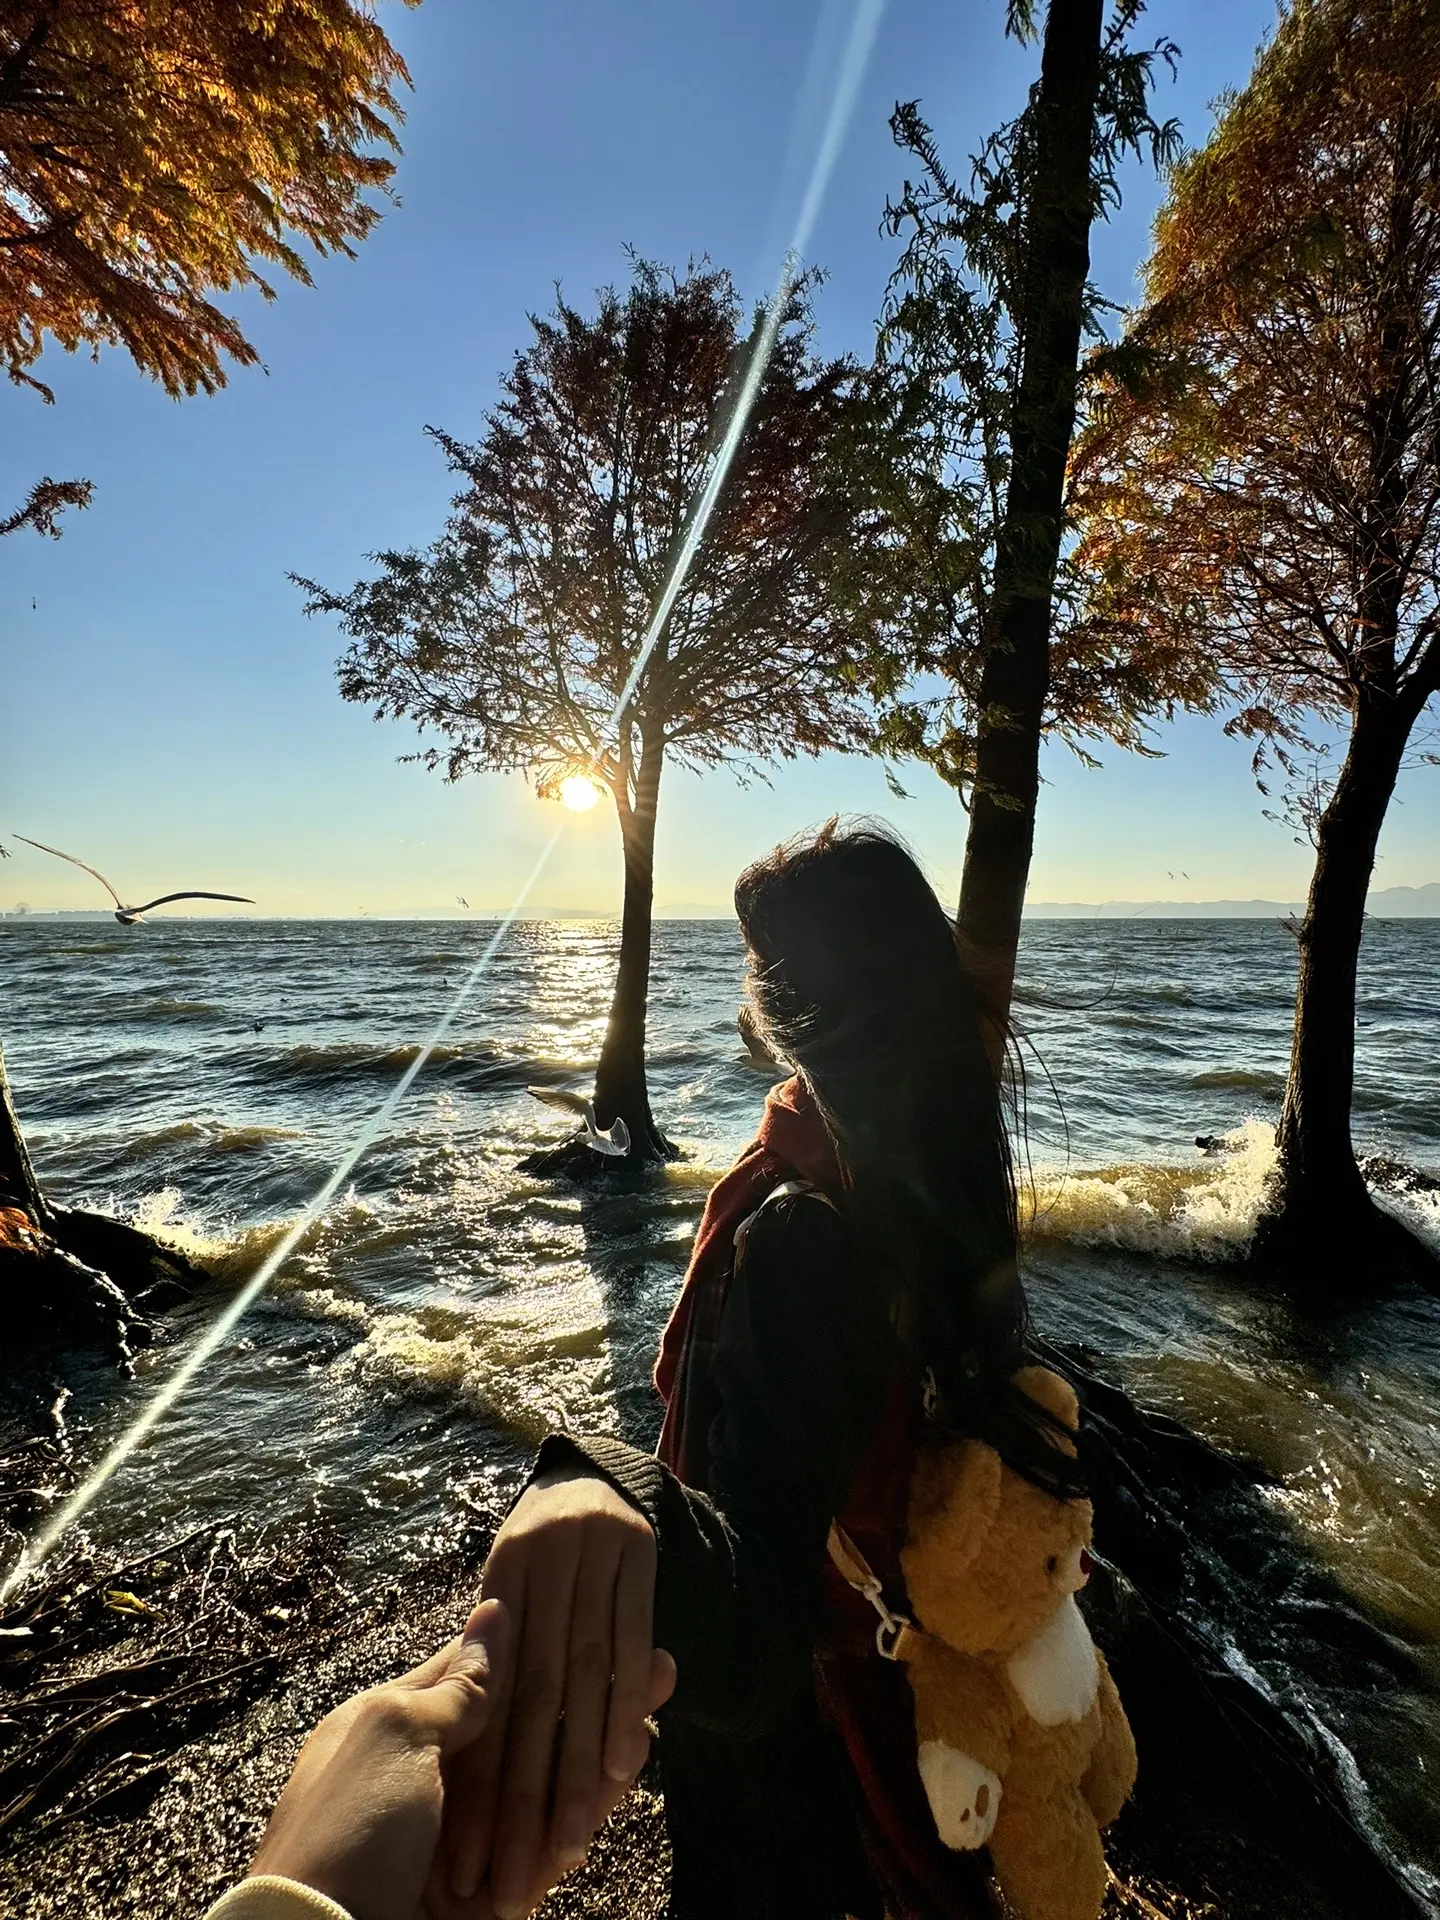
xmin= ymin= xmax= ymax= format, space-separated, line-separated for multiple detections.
xmin=732 ymin=1177 xmax=836 ymax=1260
xmin=827 ymin=1523 xmax=922 ymax=1663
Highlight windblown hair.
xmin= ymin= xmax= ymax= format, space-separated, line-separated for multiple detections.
xmin=735 ymin=819 xmax=1084 ymax=1499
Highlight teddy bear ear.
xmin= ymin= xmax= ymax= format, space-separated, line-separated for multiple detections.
xmin=1012 ymin=1365 xmax=1081 ymax=1450
xmin=909 ymin=1439 xmax=1004 ymax=1570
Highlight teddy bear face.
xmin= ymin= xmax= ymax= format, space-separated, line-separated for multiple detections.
xmin=900 ymin=1368 xmax=1095 ymax=1657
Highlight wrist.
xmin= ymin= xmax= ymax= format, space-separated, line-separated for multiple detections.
xmin=532 ymin=1461 xmax=598 ymax=1491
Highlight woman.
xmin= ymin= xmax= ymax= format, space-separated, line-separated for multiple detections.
xmin=446 ymin=822 xmax=1084 ymax=1920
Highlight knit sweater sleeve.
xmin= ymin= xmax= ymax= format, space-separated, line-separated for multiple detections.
xmin=202 ymin=1876 xmax=353 ymax=1920
xmin=533 ymin=1191 xmax=889 ymax=1736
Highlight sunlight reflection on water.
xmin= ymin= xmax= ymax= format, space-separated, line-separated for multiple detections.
xmin=3 ymin=914 xmax=1439 ymax=1879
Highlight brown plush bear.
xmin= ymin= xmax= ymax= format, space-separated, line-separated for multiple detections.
xmin=897 ymin=1366 xmax=1137 ymax=1920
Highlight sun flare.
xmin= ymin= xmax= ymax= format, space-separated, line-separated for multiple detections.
xmin=559 ymin=774 xmax=602 ymax=812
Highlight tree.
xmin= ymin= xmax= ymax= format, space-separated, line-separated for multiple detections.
xmin=298 ymin=260 xmax=882 ymax=1167
xmin=1071 ymin=0 xmax=1440 ymax=1286
xmin=862 ymin=0 xmax=1187 ymax=1036
xmin=1 ymin=0 xmax=413 ymax=398
xmin=0 ymin=473 xmax=90 ymax=535
xmin=0 ymin=0 xmax=415 ymax=1331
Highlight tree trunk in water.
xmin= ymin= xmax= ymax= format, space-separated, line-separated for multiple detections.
xmin=592 ymin=729 xmax=672 ymax=1164
xmin=1 ymin=1038 xmax=204 ymax=1355
xmin=956 ymin=0 xmax=1105 ymax=1050
xmin=1257 ymin=693 xmax=1439 ymax=1288
xmin=0 ymin=1044 xmax=50 ymax=1227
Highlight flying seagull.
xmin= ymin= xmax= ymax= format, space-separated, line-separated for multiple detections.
xmin=14 ymin=836 xmax=254 ymax=925
xmin=526 ymin=1086 xmax=630 ymax=1157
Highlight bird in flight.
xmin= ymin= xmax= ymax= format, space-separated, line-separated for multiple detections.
xmin=14 ymin=836 xmax=254 ymax=925
xmin=457 ymin=895 xmax=470 ymax=909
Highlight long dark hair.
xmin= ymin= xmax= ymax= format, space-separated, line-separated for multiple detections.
xmin=735 ymin=819 xmax=1083 ymax=1498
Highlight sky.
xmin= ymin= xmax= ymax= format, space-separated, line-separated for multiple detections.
xmin=3 ymin=0 xmax=1437 ymax=918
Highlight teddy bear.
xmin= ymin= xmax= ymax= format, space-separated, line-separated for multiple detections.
xmin=897 ymin=1365 xmax=1137 ymax=1920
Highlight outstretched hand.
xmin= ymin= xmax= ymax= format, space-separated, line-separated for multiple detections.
xmin=438 ymin=1467 xmax=676 ymax=1920
xmin=248 ymin=1600 xmax=510 ymax=1920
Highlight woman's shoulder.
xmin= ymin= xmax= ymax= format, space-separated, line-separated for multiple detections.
xmin=737 ymin=1181 xmax=845 ymax=1261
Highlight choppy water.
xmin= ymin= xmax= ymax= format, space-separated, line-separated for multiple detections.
xmin=3 ymin=916 xmax=1439 ymax=1894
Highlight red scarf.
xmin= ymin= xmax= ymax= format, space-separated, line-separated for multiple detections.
xmin=654 ymin=1078 xmax=996 ymax=1920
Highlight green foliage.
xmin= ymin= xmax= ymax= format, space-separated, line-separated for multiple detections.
xmin=858 ymin=1 xmax=1190 ymax=799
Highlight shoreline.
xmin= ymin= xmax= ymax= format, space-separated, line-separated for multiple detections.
xmin=0 ymin=1492 xmax=1425 ymax=1920
xmin=0 ymin=1515 xmax=676 ymax=1920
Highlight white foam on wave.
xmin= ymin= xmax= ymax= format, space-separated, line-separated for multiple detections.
xmin=1375 ymin=1182 xmax=1440 ymax=1257
xmin=1024 ymin=1120 xmax=1279 ymax=1261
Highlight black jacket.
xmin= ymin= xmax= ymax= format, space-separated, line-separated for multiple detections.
xmin=534 ymin=1190 xmax=895 ymax=1919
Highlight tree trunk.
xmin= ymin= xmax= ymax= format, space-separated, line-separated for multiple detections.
xmin=1256 ymin=691 xmax=1439 ymax=1288
xmin=593 ymin=726 xmax=673 ymax=1164
xmin=0 ymin=1044 xmax=50 ymax=1227
xmin=1 ymin=1038 xmax=204 ymax=1356
xmin=956 ymin=0 xmax=1105 ymax=1046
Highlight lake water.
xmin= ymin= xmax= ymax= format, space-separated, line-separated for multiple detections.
xmin=3 ymin=915 xmax=1438 ymax=1899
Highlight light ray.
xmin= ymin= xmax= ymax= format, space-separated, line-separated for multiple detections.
xmin=1 ymin=828 xmax=562 ymax=1603
xmin=0 ymin=0 xmax=886 ymax=1601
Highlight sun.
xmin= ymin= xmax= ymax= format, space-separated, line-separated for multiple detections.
xmin=559 ymin=774 xmax=602 ymax=812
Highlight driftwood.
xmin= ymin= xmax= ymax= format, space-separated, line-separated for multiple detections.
xmin=0 ymin=1509 xmax=352 ymax=1841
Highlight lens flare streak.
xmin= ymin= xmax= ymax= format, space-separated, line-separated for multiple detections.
xmin=0 ymin=0 xmax=887 ymax=1599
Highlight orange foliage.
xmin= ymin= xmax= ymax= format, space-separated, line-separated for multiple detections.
xmin=0 ymin=0 xmax=414 ymax=397
xmin=1072 ymin=0 xmax=1440 ymax=745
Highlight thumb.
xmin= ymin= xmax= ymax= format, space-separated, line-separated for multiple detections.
xmin=426 ymin=1599 xmax=510 ymax=1756
xmin=647 ymin=1647 xmax=677 ymax=1715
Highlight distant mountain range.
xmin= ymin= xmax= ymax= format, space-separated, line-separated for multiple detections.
xmin=6 ymin=884 xmax=1437 ymax=921
xmin=1022 ymin=882 xmax=1440 ymax=919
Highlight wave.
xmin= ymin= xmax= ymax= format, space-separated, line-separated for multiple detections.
xmin=36 ymin=940 xmax=134 ymax=957
xmin=1026 ymin=1124 xmax=1440 ymax=1264
xmin=82 ymin=1187 xmax=360 ymax=1273
xmin=119 ymin=1120 xmax=307 ymax=1161
xmin=260 ymin=1269 xmax=621 ymax=1445
xmin=1188 ymin=1068 xmax=1286 ymax=1094
xmin=263 ymin=1040 xmax=526 ymax=1090
xmin=125 ymin=997 xmax=229 ymax=1024
xmin=1375 ymin=1183 xmax=1440 ymax=1257
xmin=1024 ymin=1121 xmax=1279 ymax=1261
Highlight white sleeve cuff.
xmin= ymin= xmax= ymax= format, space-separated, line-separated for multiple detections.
xmin=203 ymin=1875 xmax=354 ymax=1920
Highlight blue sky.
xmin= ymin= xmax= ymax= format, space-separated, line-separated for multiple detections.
xmin=3 ymin=0 xmax=1436 ymax=917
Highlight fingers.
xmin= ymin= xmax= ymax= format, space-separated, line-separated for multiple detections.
xmin=427 ymin=1602 xmax=511 ymax=1756
xmin=488 ymin=1525 xmax=589 ymax=1919
xmin=647 ymin=1646 xmax=677 ymax=1715
xmin=602 ymin=1530 xmax=659 ymax=1785
xmin=429 ymin=1646 xmax=675 ymax=1920
xmin=548 ymin=1538 xmax=618 ymax=1869
xmin=399 ymin=1635 xmax=466 ymax=1692
xmin=446 ymin=1554 xmax=526 ymax=1900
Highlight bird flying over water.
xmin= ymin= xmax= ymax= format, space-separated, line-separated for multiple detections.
xmin=14 ymin=836 xmax=254 ymax=925
xmin=526 ymin=1086 xmax=630 ymax=1156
